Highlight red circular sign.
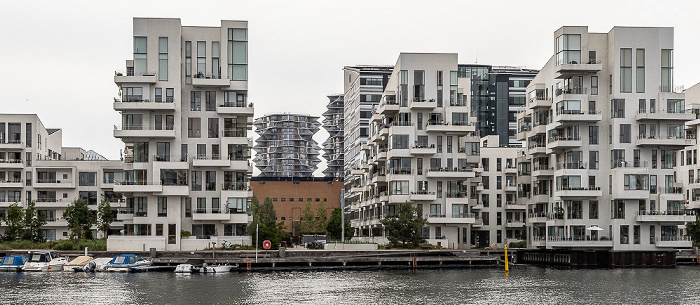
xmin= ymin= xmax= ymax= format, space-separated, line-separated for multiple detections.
xmin=262 ymin=240 xmax=272 ymax=250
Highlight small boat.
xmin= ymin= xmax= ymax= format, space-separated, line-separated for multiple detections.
xmin=83 ymin=258 xmax=113 ymax=272
xmin=63 ymin=256 xmax=94 ymax=272
xmin=203 ymin=265 xmax=233 ymax=273
xmin=174 ymin=263 xmax=203 ymax=273
xmin=23 ymin=251 xmax=67 ymax=272
xmin=104 ymin=254 xmax=152 ymax=272
xmin=0 ymin=255 xmax=27 ymax=272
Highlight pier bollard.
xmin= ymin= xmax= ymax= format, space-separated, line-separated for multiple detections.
xmin=246 ymin=258 xmax=251 ymax=271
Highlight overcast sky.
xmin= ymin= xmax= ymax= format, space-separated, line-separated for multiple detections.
xmin=2 ymin=0 xmax=699 ymax=176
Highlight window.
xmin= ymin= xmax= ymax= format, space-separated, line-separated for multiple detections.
xmin=158 ymin=37 xmax=168 ymax=81
xmin=390 ymin=181 xmax=409 ymax=195
xmin=228 ymin=28 xmax=247 ymax=81
xmin=589 ymin=151 xmax=599 ymax=169
xmin=78 ymin=172 xmax=96 ymax=186
xmin=192 ymin=171 xmax=202 ymax=191
xmin=556 ymin=34 xmax=581 ymax=65
xmin=589 ymin=126 xmax=598 ymax=144
xmin=158 ymin=197 xmax=167 ymax=217
xmin=156 ymin=142 xmax=170 ymax=161
xmin=206 ymin=91 xmax=216 ymax=111
xmin=620 ymin=48 xmax=632 ymax=93
xmin=591 ymin=76 xmax=598 ymax=95
xmin=636 ymin=49 xmax=644 ymax=93
xmin=208 ymin=118 xmax=219 ymax=138
xmin=133 ymin=37 xmax=147 ymax=76
xmin=197 ymin=41 xmax=206 ymax=77
xmin=624 ymin=174 xmax=649 ymax=190
xmin=437 ymin=136 xmax=442 ymax=153
xmin=166 ymin=88 xmax=174 ymax=103
xmin=185 ymin=198 xmax=192 ymax=217
xmin=446 ymin=136 xmax=452 ymax=153
xmin=661 ymin=49 xmax=673 ymax=92
xmin=620 ymin=225 xmax=629 ymax=244
xmin=188 ymin=118 xmax=201 ymax=138
xmin=612 ymin=99 xmax=625 ymax=118
xmin=436 ymin=70 xmax=443 ymax=107
xmin=589 ymin=201 xmax=598 ymax=219
xmin=619 ymin=124 xmax=631 ymax=143
xmin=191 ymin=91 xmax=201 ymax=111
xmin=206 ymin=171 xmax=216 ymax=191
xmin=413 ymin=70 xmax=424 ymax=102
xmin=612 ymin=200 xmax=625 ymax=219
xmin=25 ymin=123 xmax=31 ymax=148
xmin=391 ymin=134 xmax=409 ymax=149
xmin=185 ymin=41 xmax=192 ymax=84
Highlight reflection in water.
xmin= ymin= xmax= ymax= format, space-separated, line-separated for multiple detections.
xmin=2 ymin=267 xmax=700 ymax=304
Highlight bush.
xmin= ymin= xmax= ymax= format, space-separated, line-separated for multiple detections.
xmin=0 ymin=239 xmax=106 ymax=251
xmin=508 ymin=240 xmax=527 ymax=248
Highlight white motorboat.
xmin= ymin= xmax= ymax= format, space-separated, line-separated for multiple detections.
xmin=104 ymin=254 xmax=152 ymax=272
xmin=203 ymin=265 xmax=233 ymax=273
xmin=174 ymin=263 xmax=203 ymax=273
xmin=83 ymin=257 xmax=113 ymax=272
xmin=23 ymin=251 xmax=67 ymax=272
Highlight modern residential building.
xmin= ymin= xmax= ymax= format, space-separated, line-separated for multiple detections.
xmin=472 ymin=135 xmax=524 ymax=248
xmin=253 ymin=113 xmax=321 ymax=178
xmin=517 ymin=26 xmax=694 ymax=252
xmin=342 ymin=66 xmax=393 ymax=216
xmin=0 ymin=113 xmax=123 ymax=240
xmin=677 ymin=82 xmax=700 ymax=210
xmin=249 ymin=176 xmax=342 ymax=240
xmin=354 ymin=53 xmax=482 ymax=249
xmin=322 ymin=94 xmax=344 ymax=178
xmin=109 ymin=18 xmax=254 ymax=251
xmin=459 ymin=64 xmax=538 ymax=147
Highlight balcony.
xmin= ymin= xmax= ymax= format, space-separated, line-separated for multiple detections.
xmin=546 ymin=236 xmax=614 ymax=249
xmin=635 ymin=134 xmax=695 ymax=147
xmin=504 ymin=183 xmax=518 ymax=193
xmin=527 ymin=142 xmax=547 ymax=155
xmin=192 ymin=209 xmax=233 ymax=221
xmin=113 ymin=98 xmax=176 ymax=111
xmin=636 ymin=210 xmax=695 ymax=223
xmin=635 ymin=109 xmax=695 ymax=121
xmin=425 ymin=213 xmax=477 ymax=225
xmin=409 ymin=144 xmax=436 ymax=155
xmin=409 ymin=98 xmax=436 ymax=110
xmin=532 ymin=165 xmax=554 ymax=177
xmin=0 ymin=159 xmax=23 ymax=169
xmin=371 ymin=174 xmax=386 ymax=184
xmin=114 ymin=71 xmax=157 ymax=84
xmin=223 ymin=212 xmax=254 ymax=224
xmin=376 ymin=100 xmax=400 ymax=115
xmin=554 ymin=186 xmax=603 ymax=198
xmin=116 ymin=210 xmax=134 ymax=221
xmin=505 ymin=220 xmax=525 ymax=228
xmin=34 ymin=179 xmax=75 ymax=189
xmin=551 ymin=110 xmax=602 ymax=128
xmin=655 ymin=236 xmax=692 ymax=248
xmin=425 ymin=168 xmax=476 ymax=179
xmin=528 ymin=97 xmax=552 ymax=109
xmin=546 ymin=135 xmax=582 ymax=151
xmin=0 ymin=140 xmax=23 ymax=150
xmin=409 ymin=191 xmax=437 ymax=201
xmin=505 ymin=202 xmax=526 ymax=210
xmin=113 ymin=182 xmax=163 ymax=193
xmin=554 ymin=60 xmax=602 ymax=79
xmin=192 ymin=74 xmax=231 ymax=87
xmin=0 ymin=180 xmax=23 ymax=188
xmin=221 ymin=183 xmax=253 ymax=199
xmin=113 ymin=125 xmax=176 ymax=140
xmin=528 ymin=212 xmax=547 ymax=224
xmin=216 ymin=102 xmax=254 ymax=116
xmin=425 ymin=122 xmax=475 ymax=135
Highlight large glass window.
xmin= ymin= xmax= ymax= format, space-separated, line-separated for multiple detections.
xmin=190 ymin=91 xmax=201 ymax=111
xmin=661 ymin=49 xmax=673 ymax=92
xmin=188 ymin=118 xmax=201 ymax=138
xmin=158 ymin=37 xmax=168 ymax=81
xmin=160 ymin=169 xmax=188 ymax=186
xmin=624 ymin=174 xmax=649 ymax=190
xmin=228 ymin=28 xmax=247 ymax=81
xmin=620 ymin=48 xmax=632 ymax=93
xmin=196 ymin=41 xmax=206 ymax=77
xmin=390 ymin=181 xmax=409 ymax=195
xmin=391 ymin=134 xmax=409 ymax=149
xmin=133 ymin=37 xmax=147 ymax=76
xmin=636 ymin=49 xmax=644 ymax=93
xmin=78 ymin=172 xmax=96 ymax=186
xmin=556 ymin=34 xmax=581 ymax=65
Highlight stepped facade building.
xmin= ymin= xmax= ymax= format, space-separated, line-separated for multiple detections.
xmin=517 ymin=26 xmax=694 ymax=251
xmin=110 ymin=18 xmax=254 ymax=251
xmin=322 ymin=94 xmax=345 ymax=178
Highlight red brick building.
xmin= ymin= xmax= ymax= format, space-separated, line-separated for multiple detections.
xmin=250 ymin=177 xmax=343 ymax=237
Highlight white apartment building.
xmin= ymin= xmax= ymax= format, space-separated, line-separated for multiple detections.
xmin=110 ymin=18 xmax=254 ymax=251
xmin=517 ymin=26 xmax=694 ymax=251
xmin=677 ymin=82 xmax=700 ymax=209
xmin=342 ymin=66 xmax=393 ymax=215
xmin=322 ymin=94 xmax=344 ymax=178
xmin=0 ymin=114 xmax=123 ymax=240
xmin=355 ymin=53 xmax=482 ymax=249
xmin=253 ymin=113 xmax=321 ymax=177
xmin=473 ymin=135 xmax=524 ymax=248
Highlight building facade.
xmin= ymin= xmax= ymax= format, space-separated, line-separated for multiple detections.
xmin=322 ymin=94 xmax=344 ymax=178
xmin=253 ymin=113 xmax=321 ymax=178
xmin=517 ymin=26 xmax=694 ymax=251
xmin=342 ymin=66 xmax=393 ymax=216
xmin=249 ymin=177 xmax=342 ymax=239
xmin=110 ymin=18 xmax=254 ymax=251
xmin=0 ymin=113 xmax=123 ymax=240
xmin=459 ymin=65 xmax=538 ymax=147
xmin=354 ymin=53 xmax=482 ymax=249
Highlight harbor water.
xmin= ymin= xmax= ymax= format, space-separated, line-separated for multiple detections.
xmin=2 ymin=266 xmax=700 ymax=304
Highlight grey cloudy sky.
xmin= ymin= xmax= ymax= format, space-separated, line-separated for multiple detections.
xmin=1 ymin=0 xmax=699 ymax=175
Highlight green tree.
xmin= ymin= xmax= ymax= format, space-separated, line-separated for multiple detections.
xmin=2 ymin=203 xmax=24 ymax=241
xmin=64 ymin=199 xmax=94 ymax=240
xmin=314 ymin=201 xmax=329 ymax=233
xmin=96 ymin=198 xmax=115 ymax=238
xmin=326 ymin=208 xmax=354 ymax=241
xmin=247 ymin=197 xmax=286 ymax=249
xmin=299 ymin=202 xmax=315 ymax=235
xmin=380 ymin=202 xmax=427 ymax=248
xmin=21 ymin=201 xmax=47 ymax=242
xmin=687 ymin=216 xmax=700 ymax=246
